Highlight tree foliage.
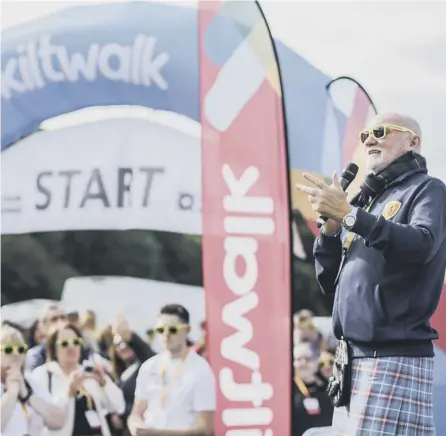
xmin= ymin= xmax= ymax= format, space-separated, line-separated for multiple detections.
xmin=1 ymin=230 xmax=202 ymax=305
xmin=1 ymin=214 xmax=333 ymax=316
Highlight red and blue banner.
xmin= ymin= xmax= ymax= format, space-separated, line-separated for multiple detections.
xmin=199 ymin=2 xmax=292 ymax=435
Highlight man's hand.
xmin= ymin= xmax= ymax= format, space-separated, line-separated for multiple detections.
xmin=128 ymin=398 xmax=149 ymax=436
xmin=296 ymin=171 xmax=352 ymax=223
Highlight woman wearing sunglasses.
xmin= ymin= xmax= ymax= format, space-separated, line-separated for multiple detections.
xmin=317 ymin=351 xmax=334 ymax=382
xmin=32 ymin=324 xmax=125 ymax=436
xmin=1 ymin=324 xmax=65 ymax=435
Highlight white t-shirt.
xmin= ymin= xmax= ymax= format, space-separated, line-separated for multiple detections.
xmin=0 ymin=373 xmax=52 ymax=436
xmin=135 ymin=351 xmax=216 ymax=429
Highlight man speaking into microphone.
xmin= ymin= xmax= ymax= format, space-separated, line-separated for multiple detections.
xmin=296 ymin=113 xmax=446 ymax=435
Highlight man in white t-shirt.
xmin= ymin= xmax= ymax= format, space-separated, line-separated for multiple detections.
xmin=128 ymin=304 xmax=216 ymax=436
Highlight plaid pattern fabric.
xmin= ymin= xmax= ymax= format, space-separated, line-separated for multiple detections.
xmin=332 ymin=356 xmax=435 ymax=435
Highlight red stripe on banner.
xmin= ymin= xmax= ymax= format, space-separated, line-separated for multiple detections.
xmin=432 ymin=283 xmax=446 ymax=351
xmin=199 ymin=2 xmax=291 ymax=435
xmin=305 ymin=218 xmax=319 ymax=237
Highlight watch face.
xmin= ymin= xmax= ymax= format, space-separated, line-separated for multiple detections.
xmin=345 ymin=215 xmax=356 ymax=228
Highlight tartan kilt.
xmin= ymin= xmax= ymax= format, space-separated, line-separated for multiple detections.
xmin=332 ymin=356 xmax=435 ymax=435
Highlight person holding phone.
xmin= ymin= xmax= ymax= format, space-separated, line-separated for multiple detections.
xmin=32 ymin=324 xmax=125 ymax=436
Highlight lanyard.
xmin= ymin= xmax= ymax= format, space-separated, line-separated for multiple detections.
xmin=77 ymin=387 xmax=93 ymax=410
xmin=20 ymin=402 xmax=30 ymax=420
xmin=294 ymin=377 xmax=310 ymax=398
xmin=160 ymin=349 xmax=189 ymax=408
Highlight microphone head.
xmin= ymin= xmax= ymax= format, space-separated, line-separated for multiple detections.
xmin=342 ymin=163 xmax=359 ymax=182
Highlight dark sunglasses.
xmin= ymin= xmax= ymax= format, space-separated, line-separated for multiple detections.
xmin=1 ymin=344 xmax=28 ymax=355
xmin=57 ymin=338 xmax=83 ymax=348
xmin=154 ymin=323 xmax=188 ymax=336
xmin=359 ymin=124 xmax=416 ymax=144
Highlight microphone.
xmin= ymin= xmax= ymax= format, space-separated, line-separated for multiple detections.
xmin=316 ymin=163 xmax=359 ymax=228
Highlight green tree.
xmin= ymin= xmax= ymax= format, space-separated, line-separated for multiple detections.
xmin=1 ymin=230 xmax=201 ymax=305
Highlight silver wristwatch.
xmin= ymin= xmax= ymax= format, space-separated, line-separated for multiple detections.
xmin=342 ymin=207 xmax=358 ymax=231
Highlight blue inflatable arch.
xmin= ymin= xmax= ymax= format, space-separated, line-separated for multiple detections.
xmin=2 ymin=0 xmax=341 ymax=175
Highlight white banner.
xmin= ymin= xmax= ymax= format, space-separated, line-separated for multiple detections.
xmin=1 ymin=118 xmax=202 ymax=235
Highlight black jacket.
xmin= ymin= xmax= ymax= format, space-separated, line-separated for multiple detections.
xmin=314 ymin=170 xmax=446 ymax=357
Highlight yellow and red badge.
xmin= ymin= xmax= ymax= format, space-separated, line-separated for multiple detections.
xmin=382 ymin=201 xmax=402 ymax=220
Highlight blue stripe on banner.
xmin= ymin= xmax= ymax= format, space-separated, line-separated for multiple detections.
xmin=203 ymin=10 xmax=253 ymax=67
xmin=279 ymin=47 xmax=332 ymax=174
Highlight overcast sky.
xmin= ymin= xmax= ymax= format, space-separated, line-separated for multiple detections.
xmin=262 ymin=1 xmax=446 ymax=180
xmin=2 ymin=0 xmax=446 ymax=180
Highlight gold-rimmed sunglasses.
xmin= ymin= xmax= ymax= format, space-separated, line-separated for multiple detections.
xmin=359 ymin=124 xmax=417 ymax=144
xmin=57 ymin=338 xmax=83 ymax=348
xmin=154 ymin=323 xmax=189 ymax=336
xmin=1 ymin=344 xmax=28 ymax=355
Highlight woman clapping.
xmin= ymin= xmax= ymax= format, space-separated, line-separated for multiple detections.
xmin=1 ymin=324 xmax=65 ymax=435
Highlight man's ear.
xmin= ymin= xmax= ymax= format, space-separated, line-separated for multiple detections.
xmin=410 ymin=135 xmax=421 ymax=149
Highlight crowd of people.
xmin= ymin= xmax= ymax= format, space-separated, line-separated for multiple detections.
xmin=1 ymin=302 xmax=210 ymax=436
xmin=292 ymin=310 xmax=336 ymax=435
xmin=1 ymin=299 xmax=337 ymax=436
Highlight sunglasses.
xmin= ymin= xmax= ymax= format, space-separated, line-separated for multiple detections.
xmin=114 ymin=340 xmax=129 ymax=350
xmin=1 ymin=344 xmax=28 ymax=355
xmin=319 ymin=359 xmax=334 ymax=367
xmin=57 ymin=338 xmax=83 ymax=348
xmin=359 ymin=124 xmax=417 ymax=144
xmin=154 ymin=323 xmax=189 ymax=336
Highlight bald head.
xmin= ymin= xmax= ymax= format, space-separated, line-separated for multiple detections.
xmin=40 ymin=303 xmax=67 ymax=336
xmin=363 ymin=112 xmax=422 ymax=173
xmin=369 ymin=113 xmax=422 ymax=145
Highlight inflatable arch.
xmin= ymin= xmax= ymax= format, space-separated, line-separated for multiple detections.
xmin=1 ymin=0 xmax=377 ymax=239
xmin=3 ymin=1 xmax=346 ymax=157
